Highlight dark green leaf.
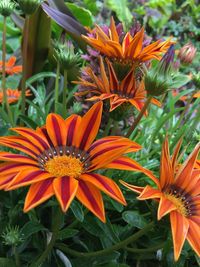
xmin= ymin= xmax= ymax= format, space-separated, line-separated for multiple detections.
xmin=122 ymin=211 xmax=147 ymax=229
xmin=58 ymin=228 xmax=79 ymax=240
xmin=70 ymin=201 xmax=84 ymax=222
xmin=66 ymin=3 xmax=93 ymax=26
xmin=21 ymin=221 xmax=47 ymax=239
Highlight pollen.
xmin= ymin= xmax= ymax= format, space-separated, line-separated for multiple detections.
xmin=45 ymin=155 xmax=83 ymax=178
xmin=165 ymin=193 xmax=188 ymax=217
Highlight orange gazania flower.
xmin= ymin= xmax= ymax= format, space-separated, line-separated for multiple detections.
xmin=121 ymin=138 xmax=200 ymax=261
xmin=0 ymin=89 xmax=31 ymax=104
xmin=0 ymin=102 xmax=148 ymax=222
xmin=75 ymin=57 xmax=160 ymax=112
xmin=0 ymin=56 xmax=22 ymax=75
xmin=82 ymin=17 xmax=172 ymax=64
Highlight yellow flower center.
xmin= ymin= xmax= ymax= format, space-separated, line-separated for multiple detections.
xmin=45 ymin=155 xmax=83 ymax=178
xmin=165 ymin=193 xmax=188 ymax=217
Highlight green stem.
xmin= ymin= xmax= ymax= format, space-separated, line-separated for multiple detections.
xmin=54 ymin=62 xmax=60 ymax=113
xmin=13 ymin=246 xmax=20 ymax=267
xmin=126 ymin=96 xmax=152 ymax=138
xmin=103 ymin=117 xmax=113 ymax=137
xmin=30 ymin=208 xmax=63 ymax=267
xmin=62 ymin=69 xmax=68 ymax=117
xmin=173 ymin=91 xmax=196 ymax=132
xmin=56 ymin=222 xmax=154 ymax=258
xmin=111 ymin=120 xmax=118 ymax=135
xmin=2 ymin=16 xmax=14 ymax=126
xmin=20 ymin=15 xmax=29 ymax=125
xmin=125 ymin=241 xmax=165 ymax=253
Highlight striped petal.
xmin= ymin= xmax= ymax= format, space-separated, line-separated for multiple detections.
xmin=170 ymin=211 xmax=189 ymax=261
xmin=0 ymin=162 xmax=36 ymax=175
xmin=7 ymin=168 xmax=53 ymax=190
xmin=24 ymin=179 xmax=54 ymax=212
xmin=53 ymin=176 xmax=78 ymax=212
xmin=187 ymin=219 xmax=200 ymax=257
xmin=0 ymin=152 xmax=38 ymax=165
xmin=0 ymin=173 xmax=18 ymax=190
xmin=80 ymin=173 xmax=126 ymax=205
xmin=120 ymin=180 xmax=145 ymax=194
xmin=171 ymin=138 xmax=182 ymax=172
xmin=160 ymin=137 xmax=174 ymax=189
xmin=46 ymin=113 xmax=68 ymax=147
xmin=125 ymin=28 xmax=144 ymax=58
xmin=11 ymin=127 xmax=50 ymax=153
xmin=157 ymin=196 xmax=176 ymax=220
xmin=65 ymin=115 xmax=81 ymax=147
xmin=138 ymin=185 xmax=162 ymax=200
xmin=76 ymin=180 xmax=105 ymax=222
xmin=75 ymin=102 xmax=103 ymax=151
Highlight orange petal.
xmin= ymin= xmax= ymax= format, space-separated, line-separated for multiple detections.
xmin=80 ymin=173 xmax=126 ymax=205
xmin=53 ymin=176 xmax=78 ymax=212
xmin=170 ymin=211 xmax=189 ymax=261
xmin=0 ymin=162 xmax=35 ymax=175
xmin=157 ymin=196 xmax=176 ymax=220
xmin=0 ymin=152 xmax=38 ymax=165
xmin=75 ymin=102 xmax=103 ymax=150
xmin=125 ymin=28 xmax=144 ymax=58
xmin=109 ymin=17 xmax=119 ymax=42
xmin=66 ymin=114 xmax=82 ymax=147
xmin=171 ymin=138 xmax=182 ymax=172
xmin=187 ymin=219 xmax=200 ymax=257
xmin=7 ymin=168 xmax=53 ymax=190
xmin=0 ymin=173 xmax=18 ymax=190
xmin=138 ymin=185 xmax=162 ymax=200
xmin=160 ymin=137 xmax=174 ymax=189
xmin=120 ymin=180 xmax=145 ymax=194
xmin=76 ymin=180 xmax=105 ymax=222
xmin=24 ymin=179 xmax=54 ymax=212
xmin=46 ymin=113 xmax=68 ymax=147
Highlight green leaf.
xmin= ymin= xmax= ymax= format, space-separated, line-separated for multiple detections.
xmin=0 ymin=258 xmax=16 ymax=267
xmin=70 ymin=200 xmax=84 ymax=222
xmin=66 ymin=3 xmax=93 ymax=27
xmin=26 ymin=72 xmax=57 ymax=84
xmin=21 ymin=221 xmax=47 ymax=239
xmin=105 ymin=0 xmax=132 ymax=28
xmin=172 ymin=74 xmax=191 ymax=88
xmin=122 ymin=211 xmax=147 ymax=229
xmin=18 ymin=115 xmax=38 ymax=129
xmin=58 ymin=228 xmax=79 ymax=240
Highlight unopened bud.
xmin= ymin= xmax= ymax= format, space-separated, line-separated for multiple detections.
xmin=178 ymin=42 xmax=196 ymax=65
xmin=17 ymin=0 xmax=42 ymax=15
xmin=0 ymin=0 xmax=15 ymax=17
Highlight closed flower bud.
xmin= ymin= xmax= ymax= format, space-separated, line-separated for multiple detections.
xmin=17 ymin=0 xmax=42 ymax=15
xmin=2 ymin=226 xmax=24 ymax=246
xmin=178 ymin=42 xmax=197 ymax=65
xmin=0 ymin=0 xmax=15 ymax=17
xmin=54 ymin=41 xmax=82 ymax=71
xmin=145 ymin=45 xmax=175 ymax=96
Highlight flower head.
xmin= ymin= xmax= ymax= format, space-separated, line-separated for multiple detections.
xmin=82 ymin=17 xmax=172 ymax=66
xmin=178 ymin=42 xmax=197 ymax=65
xmin=0 ymin=89 xmax=31 ymax=104
xmin=0 ymin=102 xmax=148 ymax=222
xmin=75 ymin=57 xmax=161 ymax=112
xmin=121 ymin=138 xmax=200 ymax=261
xmin=0 ymin=0 xmax=16 ymax=17
xmin=17 ymin=0 xmax=42 ymax=15
xmin=0 ymin=57 xmax=22 ymax=75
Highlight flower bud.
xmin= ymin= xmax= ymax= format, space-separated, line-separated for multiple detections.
xmin=2 ymin=226 xmax=24 ymax=246
xmin=178 ymin=42 xmax=197 ymax=65
xmin=0 ymin=0 xmax=15 ymax=17
xmin=54 ymin=41 xmax=82 ymax=71
xmin=17 ymin=0 xmax=42 ymax=15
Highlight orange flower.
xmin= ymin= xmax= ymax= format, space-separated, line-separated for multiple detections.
xmin=82 ymin=17 xmax=172 ymax=65
xmin=75 ymin=57 xmax=161 ymax=112
xmin=121 ymin=138 xmax=200 ymax=261
xmin=0 ymin=89 xmax=31 ymax=104
xmin=0 ymin=102 xmax=148 ymax=222
xmin=0 ymin=56 xmax=22 ymax=75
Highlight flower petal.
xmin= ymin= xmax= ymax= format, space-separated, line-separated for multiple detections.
xmin=158 ymin=196 xmax=176 ymax=220
xmin=53 ymin=176 xmax=78 ymax=212
xmin=80 ymin=173 xmax=126 ymax=205
xmin=0 ymin=173 xmax=18 ymax=190
xmin=120 ymin=180 xmax=145 ymax=194
xmin=75 ymin=102 xmax=103 ymax=151
xmin=0 ymin=152 xmax=38 ymax=165
xmin=138 ymin=185 xmax=162 ymax=200
xmin=170 ymin=211 xmax=189 ymax=261
xmin=6 ymin=168 xmax=53 ymax=190
xmin=76 ymin=180 xmax=105 ymax=222
xmin=187 ymin=219 xmax=200 ymax=257
xmin=24 ymin=179 xmax=54 ymax=212
xmin=46 ymin=113 xmax=68 ymax=147
xmin=66 ymin=115 xmax=81 ymax=147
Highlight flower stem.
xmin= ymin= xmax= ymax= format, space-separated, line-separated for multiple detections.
xmin=62 ymin=69 xmax=68 ymax=117
xmin=20 ymin=15 xmax=29 ymax=125
xmin=125 ymin=241 xmax=166 ymax=253
xmin=13 ymin=246 xmax=20 ymax=267
xmin=54 ymin=61 xmax=60 ymax=113
xmin=30 ymin=208 xmax=63 ymax=267
xmin=126 ymin=96 xmax=152 ymax=138
xmin=56 ymin=222 xmax=154 ymax=258
xmin=2 ymin=16 xmax=14 ymax=126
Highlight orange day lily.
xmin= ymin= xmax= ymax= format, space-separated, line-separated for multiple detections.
xmin=121 ymin=138 xmax=200 ymax=261
xmin=82 ymin=17 xmax=172 ymax=65
xmin=0 ymin=56 xmax=22 ymax=75
xmin=0 ymin=89 xmax=31 ymax=104
xmin=75 ymin=57 xmax=161 ymax=112
xmin=0 ymin=102 xmax=149 ymax=222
